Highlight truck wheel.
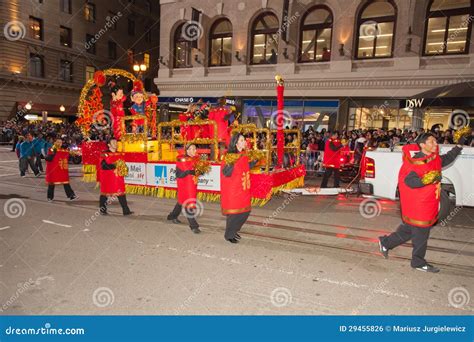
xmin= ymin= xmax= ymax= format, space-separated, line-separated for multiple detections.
xmin=438 ymin=189 xmax=454 ymax=222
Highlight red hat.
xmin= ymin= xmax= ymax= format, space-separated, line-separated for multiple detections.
xmin=131 ymin=80 xmax=143 ymax=96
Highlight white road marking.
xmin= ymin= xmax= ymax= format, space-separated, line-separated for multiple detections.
xmin=0 ymin=226 xmax=11 ymax=231
xmin=42 ymin=220 xmax=72 ymax=228
xmin=0 ymin=173 xmax=19 ymax=177
xmin=0 ymin=160 xmax=17 ymax=163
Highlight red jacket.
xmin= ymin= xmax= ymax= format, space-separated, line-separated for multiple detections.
xmin=99 ymin=152 xmax=126 ymax=196
xmin=111 ymin=97 xmax=126 ymax=139
xmin=323 ymin=138 xmax=342 ymax=168
xmin=208 ymin=107 xmax=229 ymax=143
xmin=220 ymin=152 xmax=251 ymax=215
xmin=398 ymin=144 xmax=442 ymax=227
xmin=179 ymin=112 xmax=195 ymax=141
xmin=176 ymin=155 xmax=198 ymax=208
xmin=45 ymin=149 xmax=70 ymax=184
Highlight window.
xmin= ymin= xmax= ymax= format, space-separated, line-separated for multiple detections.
xmin=86 ymin=34 xmax=96 ymax=54
xmin=299 ymin=6 xmax=333 ymax=63
xmin=356 ymin=0 xmax=396 ymax=59
xmin=424 ymin=0 xmax=472 ymax=55
xmin=209 ymin=18 xmax=232 ymax=67
xmin=145 ymin=25 xmax=152 ymax=43
xmin=60 ymin=0 xmax=71 ymax=13
xmin=29 ymin=54 xmax=44 ymax=78
xmin=144 ymin=53 xmax=150 ymax=68
xmin=128 ymin=18 xmax=135 ymax=36
xmin=29 ymin=16 xmax=43 ymax=40
xmin=146 ymin=0 xmax=152 ymax=12
xmin=60 ymin=26 xmax=72 ymax=47
xmin=108 ymin=41 xmax=117 ymax=59
xmin=85 ymin=66 xmax=95 ymax=81
xmin=84 ymin=2 xmax=95 ymax=22
xmin=173 ymin=22 xmax=193 ymax=68
xmin=108 ymin=12 xmax=118 ymax=30
xmin=250 ymin=12 xmax=279 ymax=64
xmin=60 ymin=60 xmax=73 ymax=82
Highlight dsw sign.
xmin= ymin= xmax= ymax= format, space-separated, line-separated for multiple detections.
xmin=405 ymin=98 xmax=424 ymax=109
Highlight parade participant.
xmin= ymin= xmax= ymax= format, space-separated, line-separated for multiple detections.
xmin=221 ymin=133 xmax=261 ymax=243
xmin=208 ymin=97 xmax=231 ymax=146
xmin=167 ymin=143 xmax=210 ymax=234
xmin=19 ymin=133 xmax=40 ymax=178
xmin=33 ymin=133 xmax=45 ymax=173
xmin=45 ymin=138 xmax=77 ymax=202
xmin=179 ymin=104 xmax=196 ymax=141
xmin=378 ymin=133 xmax=464 ymax=273
xmin=129 ymin=81 xmax=149 ymax=134
xmin=109 ymin=81 xmax=126 ymax=139
xmin=99 ymin=138 xmax=133 ymax=216
xmin=320 ymin=131 xmax=343 ymax=188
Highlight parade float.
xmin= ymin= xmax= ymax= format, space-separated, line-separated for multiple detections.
xmin=77 ymin=69 xmax=305 ymax=206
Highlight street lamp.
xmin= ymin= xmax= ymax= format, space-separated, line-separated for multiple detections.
xmin=133 ymin=64 xmax=140 ymax=72
xmin=60 ymin=105 xmax=65 ymax=112
xmin=25 ymin=102 xmax=32 ymax=110
xmin=140 ymin=64 xmax=147 ymax=72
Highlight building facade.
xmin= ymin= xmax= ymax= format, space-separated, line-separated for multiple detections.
xmin=156 ymin=0 xmax=474 ymax=131
xmin=0 ymin=0 xmax=160 ymax=123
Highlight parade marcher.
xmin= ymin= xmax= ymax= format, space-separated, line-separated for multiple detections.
xmin=99 ymin=138 xmax=133 ymax=216
xmin=378 ymin=133 xmax=464 ymax=273
xmin=19 ymin=133 xmax=40 ymax=178
xmin=33 ymin=133 xmax=45 ymax=173
xmin=109 ymin=81 xmax=126 ymax=140
xmin=220 ymin=133 xmax=261 ymax=243
xmin=45 ymin=138 xmax=77 ymax=202
xmin=320 ymin=131 xmax=342 ymax=188
xmin=208 ymin=97 xmax=231 ymax=147
xmin=167 ymin=143 xmax=210 ymax=234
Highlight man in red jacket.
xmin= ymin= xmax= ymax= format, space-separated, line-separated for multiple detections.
xmin=99 ymin=139 xmax=132 ymax=216
xmin=167 ymin=143 xmax=201 ymax=234
xmin=320 ymin=131 xmax=343 ymax=188
xmin=221 ymin=133 xmax=260 ymax=243
xmin=208 ymin=97 xmax=231 ymax=147
xmin=45 ymin=138 xmax=77 ymax=202
xmin=378 ymin=133 xmax=463 ymax=273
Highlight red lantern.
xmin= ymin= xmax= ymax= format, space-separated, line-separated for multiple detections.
xmin=93 ymin=71 xmax=106 ymax=87
xmin=149 ymin=94 xmax=158 ymax=104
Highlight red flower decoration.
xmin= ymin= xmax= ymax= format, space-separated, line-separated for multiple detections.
xmin=132 ymin=80 xmax=143 ymax=92
xmin=149 ymin=94 xmax=158 ymax=104
xmin=93 ymin=71 xmax=106 ymax=87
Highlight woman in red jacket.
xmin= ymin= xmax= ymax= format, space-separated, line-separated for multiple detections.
xmin=221 ymin=133 xmax=259 ymax=243
xmin=167 ymin=143 xmax=201 ymax=234
xmin=45 ymin=138 xmax=77 ymax=202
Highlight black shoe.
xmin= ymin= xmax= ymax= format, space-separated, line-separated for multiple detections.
xmin=378 ymin=237 xmax=389 ymax=259
xmin=123 ymin=211 xmax=134 ymax=216
xmin=100 ymin=211 xmax=108 ymax=215
xmin=35 ymin=173 xmax=40 ymax=177
xmin=226 ymin=238 xmax=239 ymax=244
xmin=69 ymin=195 xmax=78 ymax=201
xmin=235 ymin=233 xmax=241 ymax=240
xmin=413 ymin=264 xmax=440 ymax=273
xmin=47 ymin=198 xmax=53 ymax=202
xmin=191 ymin=227 xmax=201 ymax=234
xmin=171 ymin=218 xmax=182 ymax=224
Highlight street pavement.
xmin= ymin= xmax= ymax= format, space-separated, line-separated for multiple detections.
xmin=0 ymin=147 xmax=473 ymax=315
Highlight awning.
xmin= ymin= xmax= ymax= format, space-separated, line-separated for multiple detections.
xmin=401 ymin=82 xmax=474 ymax=108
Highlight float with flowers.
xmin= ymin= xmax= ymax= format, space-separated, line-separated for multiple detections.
xmin=77 ymin=69 xmax=305 ymax=205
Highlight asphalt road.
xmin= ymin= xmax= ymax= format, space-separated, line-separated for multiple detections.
xmin=0 ymin=147 xmax=473 ymax=315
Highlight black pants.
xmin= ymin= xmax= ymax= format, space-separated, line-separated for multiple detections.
xmin=320 ymin=167 xmax=340 ymax=188
xmin=224 ymin=211 xmax=251 ymax=240
xmin=381 ymin=223 xmax=431 ymax=268
xmin=47 ymin=184 xmax=75 ymax=200
xmin=20 ymin=157 xmax=39 ymax=176
xmin=99 ymin=195 xmax=131 ymax=215
xmin=35 ymin=154 xmax=43 ymax=172
xmin=167 ymin=202 xmax=199 ymax=230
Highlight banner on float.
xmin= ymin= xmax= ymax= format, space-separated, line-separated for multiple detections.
xmin=145 ymin=163 xmax=221 ymax=191
xmin=124 ymin=162 xmax=147 ymax=185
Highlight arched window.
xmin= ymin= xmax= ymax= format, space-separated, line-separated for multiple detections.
xmin=173 ymin=22 xmax=192 ymax=68
xmin=424 ymin=0 xmax=472 ymax=55
xmin=299 ymin=6 xmax=333 ymax=63
xmin=356 ymin=0 xmax=396 ymax=59
xmin=250 ymin=12 xmax=279 ymax=65
xmin=209 ymin=19 xmax=233 ymax=67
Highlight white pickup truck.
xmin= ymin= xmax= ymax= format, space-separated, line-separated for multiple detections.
xmin=359 ymin=145 xmax=474 ymax=220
